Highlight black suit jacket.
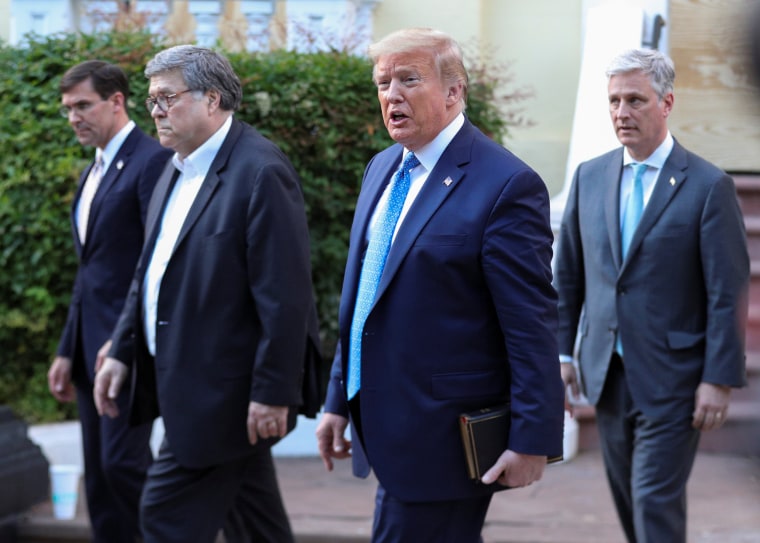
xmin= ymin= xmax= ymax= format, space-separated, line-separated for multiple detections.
xmin=110 ymin=119 xmax=321 ymax=468
xmin=57 ymin=126 xmax=171 ymax=382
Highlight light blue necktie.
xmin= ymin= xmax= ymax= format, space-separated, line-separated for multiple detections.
xmin=617 ymin=162 xmax=647 ymax=355
xmin=621 ymin=163 xmax=647 ymax=260
xmin=347 ymin=151 xmax=420 ymax=400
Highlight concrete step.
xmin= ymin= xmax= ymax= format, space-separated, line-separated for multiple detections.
xmin=735 ymin=174 xmax=760 ymax=216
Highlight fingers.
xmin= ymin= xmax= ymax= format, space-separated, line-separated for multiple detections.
xmin=93 ymin=358 xmax=127 ymax=418
xmin=48 ymin=357 xmax=75 ymax=402
xmin=95 ymin=339 xmax=112 ymax=373
xmin=481 ymin=451 xmax=546 ymax=487
xmin=247 ymin=403 xmax=289 ymax=445
xmin=315 ymin=414 xmax=352 ymax=471
xmin=692 ymin=408 xmax=727 ymax=431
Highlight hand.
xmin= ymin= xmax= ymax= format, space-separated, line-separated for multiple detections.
xmin=48 ymin=356 xmax=75 ymax=402
xmin=315 ymin=412 xmax=351 ymax=471
xmin=93 ymin=357 xmax=129 ymax=418
xmin=692 ymin=382 xmax=731 ymax=431
xmin=247 ymin=402 xmax=289 ymax=445
xmin=481 ymin=450 xmax=546 ymax=487
xmin=95 ymin=339 xmax=112 ymax=373
xmin=561 ymin=362 xmax=580 ymax=415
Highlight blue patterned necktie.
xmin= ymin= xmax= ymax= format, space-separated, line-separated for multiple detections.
xmin=347 ymin=151 xmax=420 ymax=399
xmin=621 ymin=162 xmax=647 ymax=260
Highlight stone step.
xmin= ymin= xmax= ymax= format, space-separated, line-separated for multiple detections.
xmin=734 ymin=174 xmax=760 ymax=216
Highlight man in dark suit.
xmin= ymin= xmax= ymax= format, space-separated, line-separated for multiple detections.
xmin=48 ymin=60 xmax=171 ymax=543
xmin=93 ymin=45 xmax=319 ymax=543
xmin=555 ymin=48 xmax=749 ymax=543
xmin=315 ymin=28 xmax=565 ymax=543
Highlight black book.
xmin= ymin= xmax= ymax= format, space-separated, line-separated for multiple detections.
xmin=459 ymin=404 xmax=510 ymax=481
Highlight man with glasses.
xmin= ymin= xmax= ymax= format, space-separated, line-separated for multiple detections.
xmin=48 ymin=60 xmax=171 ymax=543
xmin=94 ymin=45 xmax=321 ymax=543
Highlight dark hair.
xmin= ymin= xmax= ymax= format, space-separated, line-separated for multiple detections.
xmin=59 ymin=60 xmax=130 ymax=101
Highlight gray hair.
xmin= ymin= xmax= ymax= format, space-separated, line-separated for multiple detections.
xmin=368 ymin=27 xmax=469 ymax=106
xmin=145 ymin=45 xmax=242 ymax=111
xmin=606 ymin=48 xmax=675 ymax=100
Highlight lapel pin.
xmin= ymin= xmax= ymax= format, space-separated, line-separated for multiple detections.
xmin=669 ymin=177 xmax=675 ymax=186
xmin=117 ymin=160 xmax=124 ymax=170
xmin=443 ymin=176 xmax=453 ymax=187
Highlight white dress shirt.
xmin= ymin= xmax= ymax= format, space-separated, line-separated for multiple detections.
xmin=142 ymin=116 xmax=232 ymax=355
xmin=367 ymin=113 xmax=465 ymax=243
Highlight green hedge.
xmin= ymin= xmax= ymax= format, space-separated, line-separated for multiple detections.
xmin=0 ymin=31 xmax=516 ymax=422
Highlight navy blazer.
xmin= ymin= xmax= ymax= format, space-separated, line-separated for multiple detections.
xmin=57 ymin=126 xmax=171 ymax=382
xmin=555 ymin=140 xmax=749 ymax=419
xmin=324 ymin=119 xmax=565 ymax=502
xmin=110 ymin=119 xmax=321 ymax=469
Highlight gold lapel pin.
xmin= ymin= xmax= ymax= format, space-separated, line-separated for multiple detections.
xmin=443 ymin=176 xmax=453 ymax=187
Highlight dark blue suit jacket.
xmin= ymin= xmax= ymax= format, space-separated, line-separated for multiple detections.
xmin=324 ymin=119 xmax=564 ymax=502
xmin=57 ymin=126 xmax=171 ymax=382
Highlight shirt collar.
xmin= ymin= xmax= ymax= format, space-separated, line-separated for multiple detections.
xmin=173 ymin=115 xmax=233 ymax=176
xmin=623 ymin=131 xmax=674 ymax=170
xmin=409 ymin=113 xmax=465 ymax=171
xmin=98 ymin=120 xmax=135 ymax=171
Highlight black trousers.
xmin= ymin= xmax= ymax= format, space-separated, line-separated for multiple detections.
xmin=140 ymin=436 xmax=293 ymax=543
xmin=75 ymin=379 xmax=152 ymax=543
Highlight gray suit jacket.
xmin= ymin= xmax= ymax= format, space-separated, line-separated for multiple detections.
xmin=555 ymin=140 xmax=749 ymax=420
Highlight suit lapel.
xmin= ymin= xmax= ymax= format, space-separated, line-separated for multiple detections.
xmin=341 ymin=147 xmax=402 ymax=326
xmin=604 ymin=149 xmax=625 ymax=268
xmin=79 ymin=128 xmax=143 ymax=255
xmin=622 ymin=142 xmax=688 ymax=267
xmin=373 ymin=122 xmax=472 ymax=302
xmin=171 ymin=119 xmax=242 ymax=253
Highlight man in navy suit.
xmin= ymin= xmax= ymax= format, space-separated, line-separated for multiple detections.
xmin=94 ymin=45 xmax=320 ymax=543
xmin=316 ymin=28 xmax=564 ymax=542
xmin=48 ymin=61 xmax=171 ymax=543
xmin=555 ymin=49 xmax=749 ymax=542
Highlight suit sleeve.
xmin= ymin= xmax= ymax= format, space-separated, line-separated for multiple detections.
xmin=482 ymin=167 xmax=565 ymax=457
xmin=700 ymin=173 xmax=749 ymax=386
xmin=554 ymin=166 xmax=585 ymax=357
xmin=246 ymin=157 xmax=315 ymax=406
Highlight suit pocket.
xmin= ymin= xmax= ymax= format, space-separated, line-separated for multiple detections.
xmin=667 ymin=330 xmax=705 ymax=350
xmin=414 ymin=234 xmax=467 ymax=246
xmin=431 ymin=369 xmax=508 ymax=400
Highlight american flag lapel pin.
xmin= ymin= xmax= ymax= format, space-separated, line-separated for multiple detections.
xmin=443 ymin=176 xmax=453 ymax=187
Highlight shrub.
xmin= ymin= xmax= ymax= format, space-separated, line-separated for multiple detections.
xmin=0 ymin=31 xmax=527 ymax=422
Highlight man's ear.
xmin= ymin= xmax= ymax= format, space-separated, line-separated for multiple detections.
xmin=446 ymin=82 xmax=464 ymax=107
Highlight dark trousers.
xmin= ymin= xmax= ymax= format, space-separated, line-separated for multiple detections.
xmin=75 ymin=382 xmax=153 ymax=543
xmin=595 ymin=355 xmax=700 ymax=543
xmin=372 ymin=484 xmax=491 ymax=543
xmin=140 ymin=436 xmax=294 ymax=543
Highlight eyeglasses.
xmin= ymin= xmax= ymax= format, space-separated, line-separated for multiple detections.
xmin=145 ymin=89 xmax=193 ymax=114
xmin=59 ymin=99 xmax=106 ymax=118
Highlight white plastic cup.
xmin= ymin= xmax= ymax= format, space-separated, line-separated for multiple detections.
xmin=49 ymin=464 xmax=81 ymax=519
xmin=562 ymin=411 xmax=580 ymax=462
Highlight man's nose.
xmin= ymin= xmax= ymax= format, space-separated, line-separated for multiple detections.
xmin=386 ymin=79 xmax=404 ymax=102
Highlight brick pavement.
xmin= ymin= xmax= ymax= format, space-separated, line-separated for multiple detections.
xmin=19 ymin=449 xmax=760 ymax=543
